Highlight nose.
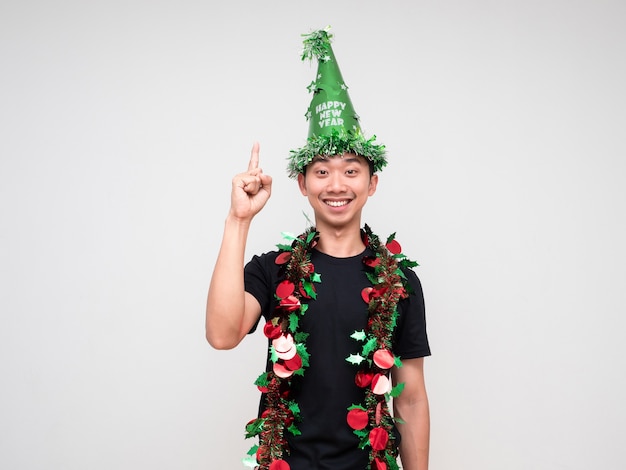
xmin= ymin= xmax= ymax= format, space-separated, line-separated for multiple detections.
xmin=326 ymin=172 xmax=347 ymax=192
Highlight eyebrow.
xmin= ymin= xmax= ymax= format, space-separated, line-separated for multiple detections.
xmin=311 ymin=156 xmax=364 ymax=165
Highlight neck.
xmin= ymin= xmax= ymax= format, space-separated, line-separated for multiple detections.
xmin=314 ymin=223 xmax=365 ymax=258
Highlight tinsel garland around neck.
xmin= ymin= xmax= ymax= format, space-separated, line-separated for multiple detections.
xmin=243 ymin=225 xmax=418 ymax=470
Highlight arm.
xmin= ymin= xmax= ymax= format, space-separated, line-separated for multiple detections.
xmin=205 ymin=143 xmax=273 ymax=350
xmin=393 ymin=357 xmax=430 ymax=470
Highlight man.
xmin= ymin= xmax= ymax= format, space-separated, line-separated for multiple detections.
xmin=206 ymin=29 xmax=430 ymax=470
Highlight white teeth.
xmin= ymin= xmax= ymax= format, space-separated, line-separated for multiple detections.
xmin=326 ymin=200 xmax=349 ymax=207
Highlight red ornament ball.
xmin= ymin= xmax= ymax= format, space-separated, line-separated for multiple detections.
xmin=269 ymin=459 xmax=290 ymax=470
xmin=347 ymin=408 xmax=369 ymax=430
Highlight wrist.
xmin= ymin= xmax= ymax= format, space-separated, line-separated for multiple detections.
xmin=225 ymin=212 xmax=253 ymax=230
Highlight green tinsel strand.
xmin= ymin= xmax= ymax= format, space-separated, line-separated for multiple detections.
xmin=301 ymin=27 xmax=333 ymax=62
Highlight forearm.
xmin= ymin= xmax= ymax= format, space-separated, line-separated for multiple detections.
xmin=205 ymin=214 xmax=252 ymax=349
xmin=395 ymin=394 xmax=430 ymax=470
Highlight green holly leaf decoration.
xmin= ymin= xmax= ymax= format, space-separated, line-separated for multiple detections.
xmin=288 ymin=423 xmax=301 ymax=436
xmin=254 ymin=372 xmax=269 ymax=388
xmin=244 ymin=418 xmax=265 ymax=438
xmin=347 ymin=403 xmax=367 ymax=411
xmin=305 ymin=230 xmax=317 ymax=244
xmin=296 ymin=343 xmax=310 ymax=368
xmin=242 ymin=456 xmax=257 ymax=468
xmin=355 ymin=429 xmax=369 ymax=448
xmin=390 ymin=310 xmax=399 ymax=330
xmin=361 ymin=337 xmax=377 ymax=357
xmin=394 ymin=355 xmax=403 ymax=368
xmin=400 ymin=258 xmax=419 ymax=269
xmin=269 ymin=345 xmax=278 ymax=363
xmin=350 ymin=330 xmax=367 ymax=341
xmin=288 ymin=401 xmax=301 ymax=415
xmin=389 ymin=382 xmax=405 ymax=398
xmin=289 ymin=312 xmax=300 ymax=331
xmin=386 ymin=454 xmax=401 ymax=470
xmin=281 ymin=231 xmax=297 ymax=241
xmin=302 ymin=280 xmax=317 ymax=299
xmin=346 ymin=354 xmax=365 ymax=365
xmin=294 ymin=331 xmax=309 ymax=343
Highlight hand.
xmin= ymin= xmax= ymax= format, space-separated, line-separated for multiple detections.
xmin=229 ymin=142 xmax=272 ymax=221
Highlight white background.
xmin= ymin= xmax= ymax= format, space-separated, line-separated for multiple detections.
xmin=1 ymin=1 xmax=625 ymax=469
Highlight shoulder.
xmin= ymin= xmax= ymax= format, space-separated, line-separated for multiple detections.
xmin=244 ymin=250 xmax=283 ymax=315
xmin=246 ymin=250 xmax=280 ymax=266
xmin=245 ymin=250 xmax=282 ymax=279
xmin=401 ymin=265 xmax=423 ymax=295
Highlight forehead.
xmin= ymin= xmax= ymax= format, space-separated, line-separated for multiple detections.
xmin=309 ymin=153 xmax=368 ymax=166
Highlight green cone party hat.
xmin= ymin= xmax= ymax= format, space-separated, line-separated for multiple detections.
xmin=287 ymin=28 xmax=387 ymax=178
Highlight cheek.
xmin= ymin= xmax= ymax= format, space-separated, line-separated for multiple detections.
xmin=301 ymin=179 xmax=324 ymax=198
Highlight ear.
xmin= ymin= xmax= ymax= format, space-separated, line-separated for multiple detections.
xmin=368 ymin=174 xmax=378 ymax=196
xmin=297 ymin=173 xmax=307 ymax=196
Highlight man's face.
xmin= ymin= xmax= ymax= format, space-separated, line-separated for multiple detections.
xmin=297 ymin=154 xmax=378 ymax=230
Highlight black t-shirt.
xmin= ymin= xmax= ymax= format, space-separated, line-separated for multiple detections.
xmin=244 ymin=247 xmax=431 ymax=470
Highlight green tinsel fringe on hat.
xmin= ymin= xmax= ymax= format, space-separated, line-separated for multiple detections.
xmin=287 ymin=28 xmax=387 ymax=178
xmin=287 ymin=130 xmax=387 ymax=178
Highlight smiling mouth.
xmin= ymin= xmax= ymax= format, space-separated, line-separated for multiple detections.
xmin=325 ymin=200 xmax=350 ymax=207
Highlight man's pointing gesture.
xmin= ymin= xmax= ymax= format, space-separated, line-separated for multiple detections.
xmin=230 ymin=142 xmax=273 ymax=220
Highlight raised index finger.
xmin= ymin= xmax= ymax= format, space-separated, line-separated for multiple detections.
xmin=248 ymin=142 xmax=260 ymax=171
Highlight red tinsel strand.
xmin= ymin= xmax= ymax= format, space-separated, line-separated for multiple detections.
xmin=350 ymin=228 xmax=412 ymax=465
xmin=256 ymin=376 xmax=292 ymax=468
xmin=254 ymin=228 xmax=319 ymax=469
